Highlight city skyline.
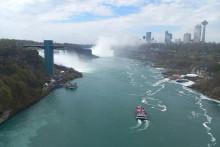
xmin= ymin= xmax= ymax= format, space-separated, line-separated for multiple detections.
xmin=0 ymin=0 xmax=220 ymax=44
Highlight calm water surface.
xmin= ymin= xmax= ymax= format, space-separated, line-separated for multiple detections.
xmin=0 ymin=57 xmax=220 ymax=147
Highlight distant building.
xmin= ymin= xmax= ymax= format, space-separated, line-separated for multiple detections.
xmin=175 ymin=39 xmax=181 ymax=44
xmin=44 ymin=40 xmax=54 ymax=75
xmin=193 ymin=24 xmax=201 ymax=43
xmin=183 ymin=33 xmax=191 ymax=43
xmin=165 ymin=31 xmax=172 ymax=44
xmin=146 ymin=32 xmax=151 ymax=43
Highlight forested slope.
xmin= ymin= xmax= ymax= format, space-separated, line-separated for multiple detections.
xmin=0 ymin=39 xmax=82 ymax=123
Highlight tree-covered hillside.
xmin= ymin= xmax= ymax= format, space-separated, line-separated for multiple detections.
xmin=114 ymin=43 xmax=220 ymax=100
xmin=0 ymin=39 xmax=48 ymax=115
xmin=0 ymin=39 xmax=82 ymax=123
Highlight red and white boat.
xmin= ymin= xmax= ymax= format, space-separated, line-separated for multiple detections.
xmin=135 ymin=106 xmax=148 ymax=120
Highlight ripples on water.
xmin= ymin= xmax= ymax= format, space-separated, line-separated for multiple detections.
xmin=126 ymin=59 xmax=218 ymax=146
xmin=126 ymin=62 xmax=168 ymax=115
xmin=1 ymin=57 xmax=220 ymax=147
xmin=126 ymin=61 xmax=169 ymax=132
xmin=130 ymin=120 xmax=150 ymax=133
xmin=182 ymin=86 xmax=217 ymax=146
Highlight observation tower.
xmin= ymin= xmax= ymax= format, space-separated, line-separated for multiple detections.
xmin=201 ymin=20 xmax=208 ymax=43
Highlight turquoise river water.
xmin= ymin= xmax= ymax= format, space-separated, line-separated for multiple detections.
xmin=0 ymin=56 xmax=220 ymax=147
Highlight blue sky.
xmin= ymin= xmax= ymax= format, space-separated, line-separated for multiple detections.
xmin=54 ymin=4 xmax=143 ymax=23
xmin=0 ymin=0 xmax=219 ymax=43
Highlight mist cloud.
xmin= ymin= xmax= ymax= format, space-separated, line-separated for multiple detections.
xmin=92 ymin=35 xmax=146 ymax=57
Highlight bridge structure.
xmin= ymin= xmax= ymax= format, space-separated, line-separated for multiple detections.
xmin=22 ymin=40 xmax=64 ymax=75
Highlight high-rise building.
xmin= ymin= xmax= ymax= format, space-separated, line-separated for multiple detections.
xmin=201 ymin=20 xmax=208 ymax=43
xmin=44 ymin=40 xmax=54 ymax=75
xmin=165 ymin=31 xmax=168 ymax=43
xmin=165 ymin=31 xmax=172 ymax=44
xmin=146 ymin=32 xmax=151 ymax=43
xmin=193 ymin=25 xmax=201 ymax=43
xmin=183 ymin=33 xmax=191 ymax=43
xmin=175 ymin=39 xmax=181 ymax=44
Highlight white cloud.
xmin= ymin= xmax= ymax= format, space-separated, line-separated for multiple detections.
xmin=0 ymin=0 xmax=219 ymax=43
xmin=106 ymin=0 xmax=146 ymax=7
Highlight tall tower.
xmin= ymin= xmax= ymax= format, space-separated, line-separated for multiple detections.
xmin=44 ymin=40 xmax=54 ymax=75
xmin=201 ymin=20 xmax=208 ymax=43
xmin=193 ymin=25 xmax=201 ymax=43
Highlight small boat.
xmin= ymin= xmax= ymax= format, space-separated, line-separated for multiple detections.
xmin=176 ymin=79 xmax=189 ymax=83
xmin=135 ymin=106 xmax=148 ymax=120
xmin=65 ymin=82 xmax=77 ymax=89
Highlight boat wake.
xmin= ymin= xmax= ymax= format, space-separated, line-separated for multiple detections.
xmin=130 ymin=120 xmax=150 ymax=133
xmin=130 ymin=119 xmax=142 ymax=129
xmin=137 ymin=120 xmax=150 ymax=132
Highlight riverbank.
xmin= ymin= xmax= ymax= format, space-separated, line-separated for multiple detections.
xmin=113 ymin=43 xmax=220 ymax=101
xmin=148 ymin=54 xmax=220 ymax=101
xmin=0 ymin=64 xmax=82 ymax=125
xmin=0 ymin=39 xmax=85 ymax=125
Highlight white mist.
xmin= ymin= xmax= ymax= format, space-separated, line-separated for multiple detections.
xmin=92 ymin=36 xmax=115 ymax=57
xmin=39 ymin=50 xmax=94 ymax=73
xmin=92 ymin=35 xmax=146 ymax=57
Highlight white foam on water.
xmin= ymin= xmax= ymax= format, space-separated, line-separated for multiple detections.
xmin=158 ymin=104 xmax=167 ymax=112
xmin=137 ymin=120 xmax=150 ymax=132
xmin=178 ymin=90 xmax=185 ymax=95
xmin=142 ymin=97 xmax=158 ymax=104
xmin=196 ymin=95 xmax=216 ymax=145
xmin=181 ymin=80 xmax=195 ymax=87
xmin=141 ymin=97 xmax=167 ymax=112
xmin=131 ymin=120 xmax=150 ymax=133
xmin=182 ymin=85 xmax=197 ymax=95
xmin=141 ymin=99 xmax=147 ymax=104
xmin=200 ymin=94 xmax=220 ymax=104
xmin=127 ymin=63 xmax=167 ymax=115
xmin=148 ymin=84 xmax=165 ymax=96
xmin=182 ymin=85 xmax=219 ymax=145
xmin=190 ymin=111 xmax=200 ymax=119
xmin=146 ymin=90 xmax=152 ymax=95
xmin=153 ymin=78 xmax=168 ymax=87
xmin=130 ymin=119 xmax=142 ymax=130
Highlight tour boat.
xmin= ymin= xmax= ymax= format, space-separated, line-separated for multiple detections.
xmin=135 ymin=106 xmax=148 ymax=120
xmin=65 ymin=82 xmax=77 ymax=89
